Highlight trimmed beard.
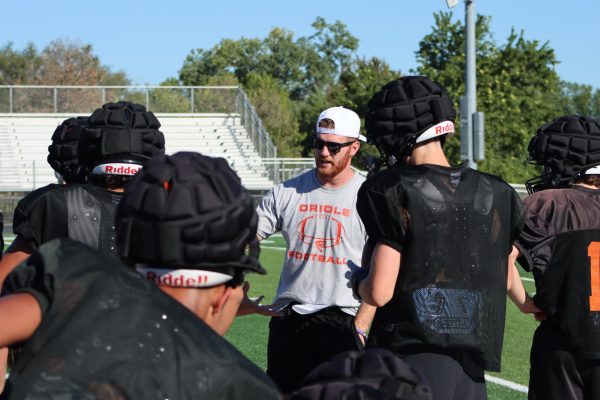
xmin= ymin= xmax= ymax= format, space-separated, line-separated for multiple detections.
xmin=316 ymin=148 xmax=353 ymax=179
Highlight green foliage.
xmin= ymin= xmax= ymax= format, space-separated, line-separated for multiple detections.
xmin=245 ymin=72 xmax=302 ymax=156
xmin=0 ymin=39 xmax=129 ymax=86
xmin=0 ymin=39 xmax=130 ymax=113
xmin=560 ymin=81 xmax=600 ymax=118
xmin=179 ymin=18 xmax=400 ymax=157
xmin=0 ymin=42 xmax=40 ymax=85
xmin=415 ymin=12 xmax=563 ymax=183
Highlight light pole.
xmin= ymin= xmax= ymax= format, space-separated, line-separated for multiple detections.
xmin=447 ymin=0 xmax=484 ymax=169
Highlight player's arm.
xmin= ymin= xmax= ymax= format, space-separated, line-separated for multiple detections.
xmin=0 ymin=293 xmax=41 ymax=347
xmin=0 ymin=237 xmax=32 ymax=289
xmin=358 ymin=243 xmax=401 ymax=307
xmin=0 ymin=292 xmax=41 ymax=393
xmin=352 ymin=241 xmax=376 ymax=343
xmin=507 ymin=245 xmax=539 ymax=314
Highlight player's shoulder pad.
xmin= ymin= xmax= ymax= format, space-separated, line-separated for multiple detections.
xmin=16 ymin=184 xmax=65 ymax=212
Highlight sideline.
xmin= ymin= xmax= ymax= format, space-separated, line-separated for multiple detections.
xmin=485 ymin=374 xmax=528 ymax=393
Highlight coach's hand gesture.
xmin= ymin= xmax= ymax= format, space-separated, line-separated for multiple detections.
xmin=236 ymin=282 xmax=283 ymax=317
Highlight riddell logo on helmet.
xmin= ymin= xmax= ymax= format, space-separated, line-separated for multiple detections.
xmin=135 ymin=267 xmax=234 ymax=288
xmin=105 ymin=165 xmax=141 ymax=175
xmin=435 ymin=122 xmax=454 ymax=135
xmin=92 ymin=163 xmax=142 ymax=176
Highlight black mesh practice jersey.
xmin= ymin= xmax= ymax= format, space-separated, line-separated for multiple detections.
xmin=13 ymin=183 xmax=122 ymax=256
xmin=515 ymin=186 xmax=600 ymax=358
xmin=1 ymin=239 xmax=282 ymax=400
xmin=357 ymin=164 xmax=524 ymax=372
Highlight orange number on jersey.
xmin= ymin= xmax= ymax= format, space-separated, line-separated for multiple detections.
xmin=589 ymin=241 xmax=600 ymax=311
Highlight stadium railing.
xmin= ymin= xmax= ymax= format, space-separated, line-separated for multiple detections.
xmin=0 ymin=84 xmax=277 ymax=171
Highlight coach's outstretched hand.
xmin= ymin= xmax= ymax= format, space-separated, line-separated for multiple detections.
xmin=236 ymin=282 xmax=283 ymax=317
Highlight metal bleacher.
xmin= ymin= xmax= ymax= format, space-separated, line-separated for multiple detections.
xmin=0 ymin=113 xmax=274 ymax=192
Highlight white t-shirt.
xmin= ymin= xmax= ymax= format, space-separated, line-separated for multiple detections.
xmin=257 ymin=169 xmax=367 ymax=315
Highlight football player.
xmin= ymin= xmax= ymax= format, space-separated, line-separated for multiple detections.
xmin=0 ymin=101 xmax=165 ymax=286
xmin=516 ymin=115 xmax=600 ymax=400
xmin=355 ymin=76 xmax=537 ymax=399
xmin=0 ymin=152 xmax=282 ymax=399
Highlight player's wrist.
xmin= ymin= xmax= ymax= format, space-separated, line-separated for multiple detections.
xmin=355 ymin=326 xmax=368 ymax=340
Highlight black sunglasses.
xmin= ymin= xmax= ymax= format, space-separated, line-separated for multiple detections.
xmin=312 ymin=137 xmax=356 ymax=154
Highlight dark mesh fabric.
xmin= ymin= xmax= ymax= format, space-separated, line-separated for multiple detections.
xmin=13 ymin=184 xmax=121 ymax=256
xmin=515 ymin=186 xmax=600 ymax=358
xmin=526 ymin=115 xmax=600 ymax=192
xmin=1 ymin=239 xmax=282 ymax=400
xmin=357 ymin=165 xmax=524 ymax=371
xmin=366 ymin=76 xmax=455 ymax=164
xmin=47 ymin=116 xmax=88 ymax=184
xmin=117 ymin=152 xmax=264 ymax=274
xmin=291 ymin=349 xmax=432 ymax=400
xmin=81 ymin=101 xmax=165 ymax=168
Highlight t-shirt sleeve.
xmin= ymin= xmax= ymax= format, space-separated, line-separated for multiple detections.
xmin=2 ymin=246 xmax=55 ymax=316
xmin=514 ymin=194 xmax=553 ymax=273
xmin=13 ymin=187 xmax=67 ymax=250
xmin=357 ymin=178 xmax=406 ymax=253
xmin=256 ymin=188 xmax=280 ymax=240
xmin=509 ymin=188 xmax=525 ymax=245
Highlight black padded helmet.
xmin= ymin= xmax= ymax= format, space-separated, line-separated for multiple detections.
xmin=80 ymin=101 xmax=165 ymax=176
xmin=366 ymin=76 xmax=456 ymax=169
xmin=525 ymin=115 xmax=600 ymax=194
xmin=47 ymin=116 xmax=89 ymax=184
xmin=291 ymin=349 xmax=432 ymax=400
xmin=116 ymin=152 xmax=265 ymax=288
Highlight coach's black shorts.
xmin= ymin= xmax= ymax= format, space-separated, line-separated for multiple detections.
xmin=267 ymin=306 xmax=363 ymax=394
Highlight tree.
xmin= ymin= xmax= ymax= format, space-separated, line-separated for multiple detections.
xmin=180 ymin=18 xmax=359 ymax=102
xmin=560 ymin=81 xmax=600 ymax=118
xmin=245 ymin=72 xmax=302 ymax=156
xmin=415 ymin=12 xmax=563 ymax=183
xmin=179 ymin=18 xmax=396 ymax=158
xmin=0 ymin=39 xmax=130 ymax=113
xmin=0 ymin=42 xmax=40 ymax=85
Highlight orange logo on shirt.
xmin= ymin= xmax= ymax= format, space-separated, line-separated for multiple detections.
xmin=296 ymin=214 xmax=345 ymax=252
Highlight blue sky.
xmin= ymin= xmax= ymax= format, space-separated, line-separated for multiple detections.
xmin=3 ymin=0 xmax=598 ymax=88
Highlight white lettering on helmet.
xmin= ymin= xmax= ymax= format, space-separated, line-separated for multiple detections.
xmin=416 ymin=121 xmax=455 ymax=144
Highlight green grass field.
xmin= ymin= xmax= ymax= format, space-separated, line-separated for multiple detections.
xmin=227 ymin=234 xmax=537 ymax=399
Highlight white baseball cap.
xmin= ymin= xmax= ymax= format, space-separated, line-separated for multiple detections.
xmin=316 ymin=106 xmax=366 ymax=142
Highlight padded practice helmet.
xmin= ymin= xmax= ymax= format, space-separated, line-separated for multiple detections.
xmin=47 ymin=116 xmax=89 ymax=184
xmin=525 ymin=115 xmax=600 ymax=194
xmin=116 ymin=152 xmax=265 ymax=288
xmin=366 ymin=76 xmax=456 ymax=169
xmin=80 ymin=101 xmax=165 ymax=177
xmin=291 ymin=349 xmax=432 ymax=400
